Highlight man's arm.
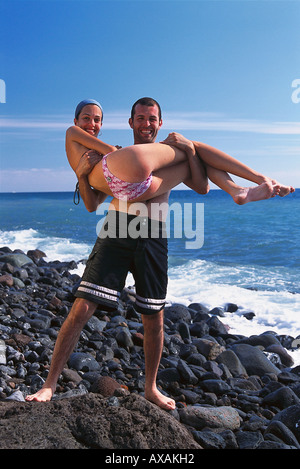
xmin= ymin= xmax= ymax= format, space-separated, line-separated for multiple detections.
xmin=161 ymin=133 xmax=209 ymax=194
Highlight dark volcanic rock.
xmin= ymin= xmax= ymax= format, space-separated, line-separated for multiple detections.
xmin=230 ymin=343 xmax=281 ymax=376
xmin=0 ymin=393 xmax=201 ymax=449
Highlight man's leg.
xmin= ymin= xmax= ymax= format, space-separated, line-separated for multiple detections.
xmin=142 ymin=309 xmax=175 ymax=411
xmin=25 ymin=298 xmax=97 ymax=402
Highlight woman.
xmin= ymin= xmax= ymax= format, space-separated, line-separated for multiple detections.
xmin=66 ymin=99 xmax=294 ymax=204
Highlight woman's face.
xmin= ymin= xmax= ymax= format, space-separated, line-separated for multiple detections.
xmin=74 ymin=104 xmax=102 ymax=137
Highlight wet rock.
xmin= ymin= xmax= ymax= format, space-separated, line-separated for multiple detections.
xmin=192 ymin=429 xmax=226 ymax=449
xmin=0 ymin=253 xmax=34 ymax=268
xmin=236 ymin=430 xmax=264 ymax=449
xmin=271 ymin=405 xmax=300 ymax=443
xmin=231 ymin=343 xmax=281 ymax=376
xmin=68 ymin=352 xmax=101 ymax=372
xmin=264 ymin=420 xmax=300 ymax=448
xmin=262 ymin=386 xmax=300 ymax=410
xmin=216 ymin=349 xmax=247 ymax=377
xmin=179 ymin=405 xmax=240 ymax=431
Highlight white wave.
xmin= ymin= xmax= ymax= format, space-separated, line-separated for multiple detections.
xmin=166 ymin=260 xmax=300 ymax=364
xmin=0 ymin=229 xmax=92 ymax=263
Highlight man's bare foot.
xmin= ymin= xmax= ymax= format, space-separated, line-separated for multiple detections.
xmin=233 ymin=181 xmax=281 ymax=205
xmin=145 ymin=388 xmax=176 ymax=411
xmin=25 ymin=385 xmax=54 ymax=402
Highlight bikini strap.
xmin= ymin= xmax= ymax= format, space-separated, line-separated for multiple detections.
xmin=73 ymin=182 xmax=80 ymax=205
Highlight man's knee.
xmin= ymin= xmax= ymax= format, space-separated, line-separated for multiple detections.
xmin=69 ymin=298 xmax=97 ymax=325
xmin=142 ymin=309 xmax=164 ymax=331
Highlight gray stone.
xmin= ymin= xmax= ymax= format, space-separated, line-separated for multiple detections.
xmin=200 ymin=379 xmax=231 ymax=395
xmin=262 ymin=386 xmax=300 ymax=410
xmin=265 ymin=344 xmax=294 ymax=367
xmin=216 ymin=349 xmax=247 ymax=377
xmin=192 ymin=430 xmax=226 ymax=449
xmin=265 ymin=421 xmax=300 ymax=448
xmin=68 ymin=352 xmax=101 ymax=372
xmin=231 ymin=343 xmax=280 ymax=376
xmin=177 ymin=359 xmax=198 ymax=385
xmin=0 ymin=253 xmax=34 ymax=268
xmin=236 ymin=430 xmax=264 ymax=449
xmin=164 ymin=304 xmax=192 ymax=324
xmin=193 ymin=338 xmax=225 ymax=360
xmin=179 ymin=405 xmax=240 ymax=431
xmin=271 ymin=405 xmax=300 ymax=442
xmin=4 ymin=390 xmax=25 ymax=402
xmin=0 ymin=340 xmax=6 ymax=365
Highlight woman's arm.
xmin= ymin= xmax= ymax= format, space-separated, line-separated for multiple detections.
xmin=66 ymin=125 xmax=118 ymax=155
xmin=75 ymin=150 xmax=108 ymax=212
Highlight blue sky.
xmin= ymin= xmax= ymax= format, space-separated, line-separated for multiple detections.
xmin=0 ymin=0 xmax=299 ymax=192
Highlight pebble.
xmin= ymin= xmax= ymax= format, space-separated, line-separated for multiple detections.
xmin=0 ymin=246 xmax=300 ymax=449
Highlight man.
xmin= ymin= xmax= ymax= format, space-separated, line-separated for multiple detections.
xmin=26 ymin=97 xmax=206 ymax=410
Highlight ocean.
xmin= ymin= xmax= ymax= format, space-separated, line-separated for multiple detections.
xmin=1 ymin=189 xmax=299 ymax=363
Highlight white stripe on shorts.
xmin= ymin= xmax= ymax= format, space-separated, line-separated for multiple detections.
xmin=77 ymin=281 xmax=120 ymax=302
xmin=135 ymin=294 xmax=166 ymax=311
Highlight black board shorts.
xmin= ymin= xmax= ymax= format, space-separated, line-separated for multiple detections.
xmin=75 ymin=211 xmax=168 ymax=315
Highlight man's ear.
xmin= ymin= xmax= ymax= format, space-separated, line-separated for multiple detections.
xmin=128 ymin=117 xmax=133 ymax=129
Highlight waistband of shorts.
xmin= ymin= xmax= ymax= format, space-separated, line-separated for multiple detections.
xmin=99 ymin=210 xmax=167 ymax=239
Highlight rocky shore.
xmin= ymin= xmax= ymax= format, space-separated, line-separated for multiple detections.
xmin=0 ymin=246 xmax=300 ymax=450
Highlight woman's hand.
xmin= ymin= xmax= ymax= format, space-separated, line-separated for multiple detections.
xmin=75 ymin=150 xmax=102 ymax=178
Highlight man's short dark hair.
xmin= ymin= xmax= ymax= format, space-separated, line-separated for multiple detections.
xmin=131 ymin=97 xmax=162 ymax=121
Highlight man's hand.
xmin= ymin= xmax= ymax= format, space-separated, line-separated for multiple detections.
xmin=161 ymin=132 xmax=194 ymax=152
xmin=75 ymin=150 xmax=102 ymax=178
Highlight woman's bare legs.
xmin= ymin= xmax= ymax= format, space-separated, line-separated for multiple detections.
xmin=89 ymin=143 xmax=188 ymax=188
xmin=87 ymin=142 xmax=209 ymax=200
xmin=193 ymin=141 xmax=268 ymax=184
xmin=206 ymin=165 xmax=280 ymax=204
xmin=193 ymin=140 xmax=295 ymax=197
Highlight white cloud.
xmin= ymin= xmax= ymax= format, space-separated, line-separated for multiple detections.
xmin=0 ymin=112 xmax=299 ymax=134
xmin=0 ymin=168 xmax=77 ymax=192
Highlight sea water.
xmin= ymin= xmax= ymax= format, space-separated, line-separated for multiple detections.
xmin=0 ymin=189 xmax=299 ymax=363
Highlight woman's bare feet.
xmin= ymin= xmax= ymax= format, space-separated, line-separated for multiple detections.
xmin=271 ymin=180 xmax=295 ymax=197
xmin=145 ymin=388 xmax=176 ymax=411
xmin=25 ymin=385 xmax=54 ymax=402
xmin=232 ymin=181 xmax=281 ymax=205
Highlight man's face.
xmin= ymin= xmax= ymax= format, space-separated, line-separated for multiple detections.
xmin=129 ymin=104 xmax=162 ymax=144
xmin=74 ymin=104 xmax=102 ymax=137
